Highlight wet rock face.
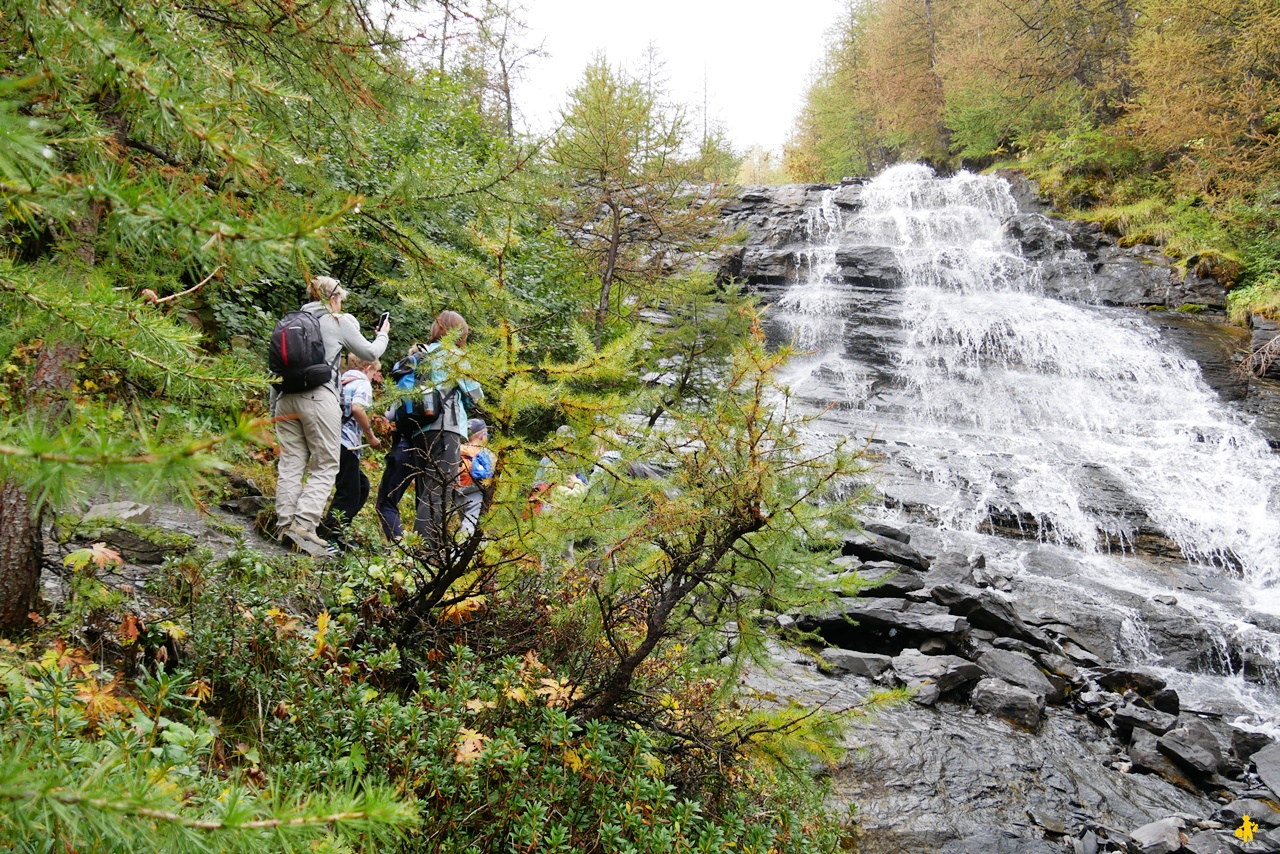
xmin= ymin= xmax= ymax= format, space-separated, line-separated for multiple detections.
xmin=774 ymin=518 xmax=1280 ymax=853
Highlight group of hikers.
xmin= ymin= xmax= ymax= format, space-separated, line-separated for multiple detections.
xmin=268 ymin=275 xmax=491 ymax=558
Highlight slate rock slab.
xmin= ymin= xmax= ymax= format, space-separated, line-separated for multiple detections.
xmin=970 ymin=677 xmax=1045 ymax=731
xmin=855 ymin=560 xmax=926 ymax=597
xmin=1128 ymin=816 xmax=1184 ymax=854
xmin=819 ymin=648 xmax=893 ymax=679
xmin=1115 ymin=704 xmax=1180 ymax=736
xmin=891 ymin=649 xmax=984 ymax=705
xmin=1214 ymin=797 xmax=1280 ymax=828
xmin=83 ymin=501 xmax=154 ymax=524
xmin=1130 ymin=729 xmax=1197 ymax=792
xmin=978 ymin=649 xmax=1057 ymax=703
xmin=842 ymin=530 xmax=930 ymax=572
xmin=1159 ymin=719 xmax=1224 ymax=776
xmin=1252 ymin=742 xmax=1280 ymax=798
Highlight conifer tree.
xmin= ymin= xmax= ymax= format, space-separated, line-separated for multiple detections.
xmin=0 ymin=0 xmax=422 ymax=633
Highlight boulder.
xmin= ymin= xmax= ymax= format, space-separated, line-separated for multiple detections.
xmin=1127 ymin=817 xmax=1184 ymax=854
xmin=1159 ymin=719 xmax=1224 ymax=776
xmin=1230 ymin=727 xmax=1273 ymax=763
xmin=82 ymin=501 xmax=154 ymax=525
xmin=970 ymin=677 xmax=1045 ymax=730
xmin=842 ymin=530 xmax=930 ymax=572
xmin=922 ymin=552 xmax=978 ymax=587
xmin=855 ymin=561 xmax=926 ymax=597
xmin=1036 ymin=652 xmax=1081 ymax=683
xmin=977 ymin=649 xmax=1057 ymax=702
xmin=863 ymin=522 xmax=910 ymax=543
xmin=1130 ymin=730 xmax=1197 ymax=792
xmin=1181 ymin=831 xmax=1234 ymax=854
xmin=890 ymin=649 xmax=984 ymax=705
xmin=930 ymin=584 xmax=1046 ymax=646
xmin=1097 ymin=669 xmax=1167 ymax=697
xmin=1150 ymin=689 xmax=1181 ymax=716
xmin=819 ymin=648 xmax=893 ymax=679
xmin=1114 ymin=704 xmax=1179 ymax=736
xmin=1214 ymin=798 xmax=1280 ymax=828
xmin=1251 ymin=742 xmax=1280 ymax=797
xmin=841 ymin=598 xmax=971 ymax=638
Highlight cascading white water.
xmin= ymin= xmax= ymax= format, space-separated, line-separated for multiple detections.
xmin=781 ymin=165 xmax=1280 ymax=606
xmin=776 ymin=190 xmax=846 ymax=350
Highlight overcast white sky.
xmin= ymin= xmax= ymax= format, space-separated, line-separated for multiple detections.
xmin=511 ymin=0 xmax=846 ymax=153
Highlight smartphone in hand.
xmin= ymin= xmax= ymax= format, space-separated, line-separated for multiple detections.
xmin=378 ymin=310 xmax=391 ymax=332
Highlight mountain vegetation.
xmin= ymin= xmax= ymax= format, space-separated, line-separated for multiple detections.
xmin=0 ymin=0 xmax=884 ymax=851
xmin=786 ymin=0 xmax=1280 ymax=321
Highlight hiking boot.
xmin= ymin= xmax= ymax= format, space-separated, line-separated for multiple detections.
xmin=284 ymin=524 xmax=338 ymax=558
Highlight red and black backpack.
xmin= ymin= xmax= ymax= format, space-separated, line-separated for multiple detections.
xmin=269 ymin=310 xmax=332 ymax=393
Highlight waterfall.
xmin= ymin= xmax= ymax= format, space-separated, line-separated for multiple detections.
xmin=775 ymin=164 xmax=1280 ymax=613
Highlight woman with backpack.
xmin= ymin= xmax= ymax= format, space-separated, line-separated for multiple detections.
xmin=408 ymin=311 xmax=482 ymax=558
xmin=271 ymin=276 xmax=389 ymax=557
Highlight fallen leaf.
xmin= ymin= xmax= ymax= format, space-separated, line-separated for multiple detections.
xmin=119 ymin=614 xmax=140 ymax=644
xmin=311 ymin=611 xmax=330 ymax=660
xmin=63 ymin=542 xmax=123 ymax=573
xmin=454 ymin=728 xmax=488 ymax=764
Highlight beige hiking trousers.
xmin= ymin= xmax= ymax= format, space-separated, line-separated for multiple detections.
xmin=274 ymin=387 xmax=341 ymax=532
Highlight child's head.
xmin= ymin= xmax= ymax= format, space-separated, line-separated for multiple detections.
xmin=468 ymin=418 xmax=488 ymax=444
xmin=347 ymin=355 xmax=382 ymax=380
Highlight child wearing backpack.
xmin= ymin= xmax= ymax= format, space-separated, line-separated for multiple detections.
xmin=270 ymin=276 xmax=389 ymax=557
xmin=319 ymin=355 xmax=382 ymax=551
xmin=456 ymin=418 xmax=494 ymax=537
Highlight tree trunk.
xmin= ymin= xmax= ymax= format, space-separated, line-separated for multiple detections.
xmin=0 ymin=317 xmax=84 ymax=634
xmin=593 ymin=201 xmax=622 ymax=350
xmin=0 ymin=481 xmax=43 ymax=633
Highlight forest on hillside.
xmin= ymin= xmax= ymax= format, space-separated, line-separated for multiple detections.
xmin=0 ymin=1 xmax=887 ymax=851
xmin=786 ymin=0 xmax=1280 ymax=321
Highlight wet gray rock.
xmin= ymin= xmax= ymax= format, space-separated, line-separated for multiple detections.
xmin=864 ymin=522 xmax=911 ymax=543
xmin=841 ymin=597 xmax=971 ymax=638
xmin=931 ymin=584 xmax=1049 ymax=647
xmin=1230 ymin=727 xmax=1273 ymax=762
xmin=922 ymin=552 xmax=979 ymax=587
xmin=891 ymin=649 xmax=984 ymax=705
xmin=1159 ymin=719 xmax=1224 ymax=777
xmin=1182 ymin=830 xmax=1236 ymax=854
xmin=971 ymin=677 xmax=1045 ymax=730
xmin=820 ymin=648 xmax=893 ymax=679
xmin=83 ymin=501 xmax=154 ymax=524
xmin=1098 ymin=669 xmax=1168 ymax=698
xmin=843 ymin=530 xmax=931 ymax=572
xmin=1127 ymin=816 xmax=1184 ymax=854
xmin=978 ymin=649 xmax=1058 ymax=703
xmin=833 ymin=245 xmax=901 ymax=287
xmin=1115 ymin=705 xmax=1180 ymax=736
xmin=1252 ymin=742 xmax=1280 ymax=797
xmin=855 ymin=560 xmax=926 ymax=597
xmin=1150 ymin=689 xmax=1181 ymax=716
xmin=1131 ymin=730 xmax=1198 ymax=792
xmin=1215 ymin=798 xmax=1280 ymax=828
xmin=1037 ymin=652 xmax=1081 ymax=683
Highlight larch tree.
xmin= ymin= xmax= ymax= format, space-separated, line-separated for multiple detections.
xmin=0 ymin=0 xmax=426 ymax=634
xmin=546 ymin=55 xmax=731 ymax=352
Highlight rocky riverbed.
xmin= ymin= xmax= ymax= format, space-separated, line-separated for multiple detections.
xmin=745 ymin=522 xmax=1280 ymax=853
